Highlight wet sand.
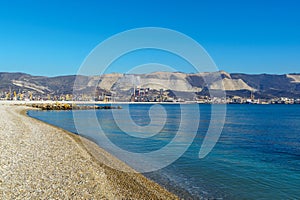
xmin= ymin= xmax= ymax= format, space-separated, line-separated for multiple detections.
xmin=0 ymin=104 xmax=178 ymax=199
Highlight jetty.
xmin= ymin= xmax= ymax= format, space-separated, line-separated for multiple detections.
xmin=29 ymin=102 xmax=122 ymax=110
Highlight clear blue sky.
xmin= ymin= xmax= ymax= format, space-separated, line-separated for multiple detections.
xmin=0 ymin=0 xmax=299 ymax=76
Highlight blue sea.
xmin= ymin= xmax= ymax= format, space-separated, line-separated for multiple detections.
xmin=28 ymin=104 xmax=300 ymax=199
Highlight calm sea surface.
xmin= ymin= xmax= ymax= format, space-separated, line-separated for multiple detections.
xmin=28 ymin=104 xmax=300 ymax=199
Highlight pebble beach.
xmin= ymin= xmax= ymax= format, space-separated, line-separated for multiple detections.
xmin=0 ymin=103 xmax=178 ymax=199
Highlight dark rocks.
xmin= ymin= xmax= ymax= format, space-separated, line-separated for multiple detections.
xmin=29 ymin=103 xmax=122 ymax=110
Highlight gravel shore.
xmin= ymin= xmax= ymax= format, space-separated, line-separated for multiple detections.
xmin=0 ymin=104 xmax=178 ymax=199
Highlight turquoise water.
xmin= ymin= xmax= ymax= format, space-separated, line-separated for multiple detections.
xmin=28 ymin=104 xmax=300 ymax=199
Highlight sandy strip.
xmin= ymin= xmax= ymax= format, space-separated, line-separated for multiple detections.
xmin=0 ymin=104 xmax=178 ymax=199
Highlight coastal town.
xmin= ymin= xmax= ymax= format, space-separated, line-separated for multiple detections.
xmin=1 ymin=88 xmax=299 ymax=104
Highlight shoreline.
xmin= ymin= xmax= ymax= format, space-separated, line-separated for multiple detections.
xmin=1 ymin=100 xmax=300 ymax=105
xmin=0 ymin=103 xmax=178 ymax=199
xmin=27 ymin=109 xmax=196 ymax=199
xmin=0 ymin=100 xmax=197 ymax=105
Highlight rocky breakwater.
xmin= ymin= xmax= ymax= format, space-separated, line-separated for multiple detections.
xmin=29 ymin=102 xmax=122 ymax=110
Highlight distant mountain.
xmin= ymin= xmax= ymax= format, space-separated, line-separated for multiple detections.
xmin=0 ymin=71 xmax=300 ymax=100
xmin=230 ymin=73 xmax=300 ymax=98
xmin=0 ymin=72 xmax=76 ymax=95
